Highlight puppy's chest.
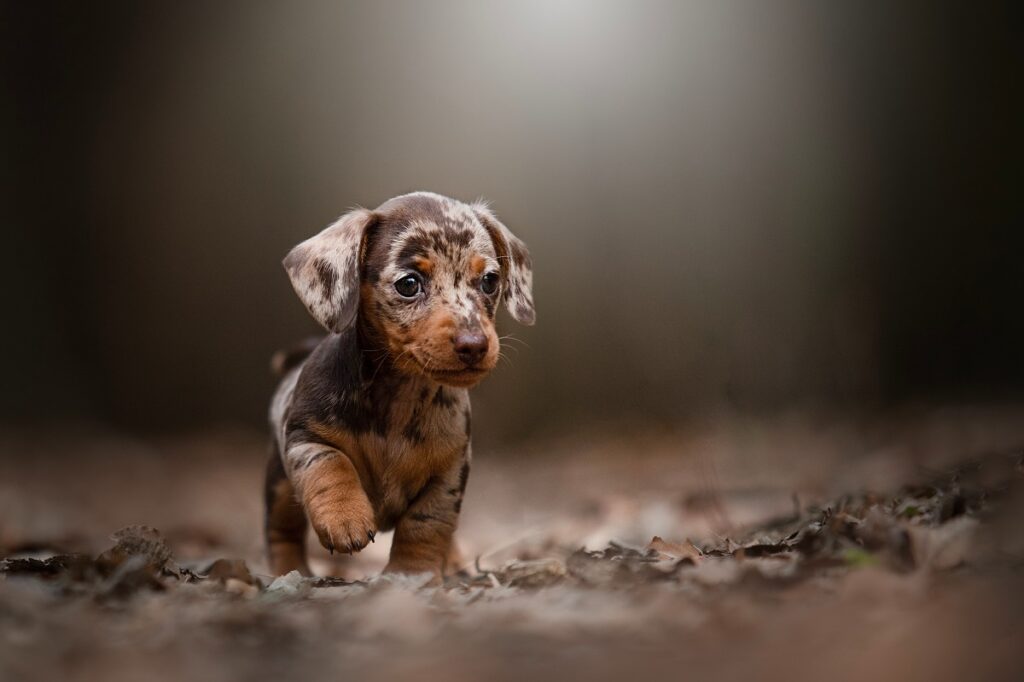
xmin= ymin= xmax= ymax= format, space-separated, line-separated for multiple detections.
xmin=372 ymin=398 xmax=469 ymax=466
xmin=342 ymin=383 xmax=469 ymax=450
xmin=343 ymin=387 xmax=470 ymax=510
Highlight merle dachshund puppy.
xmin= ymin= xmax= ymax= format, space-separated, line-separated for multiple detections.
xmin=266 ymin=192 xmax=534 ymax=582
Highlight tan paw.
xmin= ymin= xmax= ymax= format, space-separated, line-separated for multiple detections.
xmin=306 ymin=492 xmax=377 ymax=555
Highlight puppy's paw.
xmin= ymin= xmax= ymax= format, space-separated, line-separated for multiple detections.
xmin=307 ymin=491 xmax=377 ymax=555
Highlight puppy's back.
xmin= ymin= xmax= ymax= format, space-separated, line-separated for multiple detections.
xmin=270 ymin=336 xmax=323 ymax=378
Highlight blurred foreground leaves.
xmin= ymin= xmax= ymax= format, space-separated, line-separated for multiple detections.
xmin=1 ymin=453 xmax=1021 ymax=682
xmin=3 ymin=454 xmax=1017 ymax=598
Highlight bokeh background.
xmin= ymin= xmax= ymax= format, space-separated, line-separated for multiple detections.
xmin=4 ymin=0 xmax=1022 ymax=448
xmin=4 ymin=5 xmax=1024 ymax=681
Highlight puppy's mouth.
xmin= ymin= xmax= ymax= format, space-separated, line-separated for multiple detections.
xmin=427 ymin=366 xmax=490 ymax=387
xmin=406 ymin=351 xmax=492 ymax=387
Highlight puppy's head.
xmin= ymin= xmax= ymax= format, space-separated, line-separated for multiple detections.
xmin=284 ymin=192 xmax=534 ymax=387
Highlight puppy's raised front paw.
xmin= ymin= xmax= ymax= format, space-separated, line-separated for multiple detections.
xmin=306 ymin=491 xmax=377 ymax=555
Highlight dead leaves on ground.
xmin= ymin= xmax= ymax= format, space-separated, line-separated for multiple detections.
xmin=466 ymin=454 xmax=1019 ymax=592
xmin=1 ymin=455 xmax=1019 ymax=603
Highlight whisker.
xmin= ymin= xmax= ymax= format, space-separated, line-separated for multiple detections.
xmin=369 ymin=347 xmax=409 ymax=384
xmin=369 ymin=353 xmax=390 ymax=383
xmin=498 ymin=334 xmax=531 ymax=349
xmin=500 ymin=344 xmax=520 ymax=355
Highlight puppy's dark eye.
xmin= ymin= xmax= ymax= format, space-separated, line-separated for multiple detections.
xmin=394 ymin=274 xmax=422 ymax=298
xmin=481 ymin=272 xmax=500 ymax=295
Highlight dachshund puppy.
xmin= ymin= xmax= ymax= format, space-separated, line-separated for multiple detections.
xmin=265 ymin=192 xmax=534 ymax=582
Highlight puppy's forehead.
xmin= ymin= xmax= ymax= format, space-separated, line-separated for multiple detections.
xmin=376 ymin=192 xmax=473 ymax=226
xmin=376 ymin=193 xmax=494 ymax=265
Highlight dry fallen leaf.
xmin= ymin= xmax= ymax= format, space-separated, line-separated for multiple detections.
xmin=202 ymin=558 xmax=258 ymax=586
xmin=96 ymin=525 xmax=175 ymax=577
xmin=498 ymin=558 xmax=567 ymax=588
xmin=646 ymin=536 xmax=702 ymax=562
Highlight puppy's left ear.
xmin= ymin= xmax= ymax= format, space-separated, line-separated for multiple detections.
xmin=473 ymin=203 xmax=535 ymax=325
xmin=283 ymin=208 xmax=377 ymax=332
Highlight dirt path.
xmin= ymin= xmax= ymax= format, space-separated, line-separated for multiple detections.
xmin=2 ymin=407 xmax=1023 ymax=682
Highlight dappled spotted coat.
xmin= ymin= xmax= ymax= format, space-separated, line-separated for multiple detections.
xmin=265 ymin=192 xmax=534 ymax=581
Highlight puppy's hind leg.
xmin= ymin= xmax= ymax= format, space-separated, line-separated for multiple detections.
xmin=264 ymin=449 xmax=312 ymax=576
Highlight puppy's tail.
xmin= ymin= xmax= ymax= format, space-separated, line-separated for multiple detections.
xmin=270 ymin=336 xmax=322 ymax=377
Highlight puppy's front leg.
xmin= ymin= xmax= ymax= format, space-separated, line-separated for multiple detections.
xmin=288 ymin=442 xmax=377 ymax=555
xmin=385 ymin=460 xmax=468 ymax=583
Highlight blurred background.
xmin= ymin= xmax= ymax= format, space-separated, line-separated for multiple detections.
xmin=3 ymin=4 xmax=1024 ymax=680
xmin=3 ymin=0 xmax=1022 ymax=447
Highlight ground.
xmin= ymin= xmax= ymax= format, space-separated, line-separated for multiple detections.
xmin=2 ymin=405 xmax=1023 ymax=682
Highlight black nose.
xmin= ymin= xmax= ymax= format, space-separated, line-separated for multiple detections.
xmin=454 ymin=332 xmax=489 ymax=367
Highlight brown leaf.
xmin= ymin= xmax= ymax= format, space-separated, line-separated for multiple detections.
xmin=99 ymin=554 xmax=165 ymax=597
xmin=0 ymin=554 xmax=96 ymax=582
xmin=96 ymin=525 xmax=174 ymax=577
xmin=646 ymin=536 xmax=702 ymax=562
xmin=498 ymin=558 xmax=566 ymax=588
xmin=202 ymin=558 xmax=258 ymax=586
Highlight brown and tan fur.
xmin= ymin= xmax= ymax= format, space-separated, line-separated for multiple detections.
xmin=265 ymin=192 xmax=534 ymax=583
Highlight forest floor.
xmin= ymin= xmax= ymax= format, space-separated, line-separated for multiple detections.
xmin=2 ymin=405 xmax=1024 ymax=682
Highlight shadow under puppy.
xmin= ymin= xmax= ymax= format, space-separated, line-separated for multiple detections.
xmin=265 ymin=192 xmax=534 ymax=582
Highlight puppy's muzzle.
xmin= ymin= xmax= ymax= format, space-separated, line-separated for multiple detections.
xmin=453 ymin=331 xmax=489 ymax=367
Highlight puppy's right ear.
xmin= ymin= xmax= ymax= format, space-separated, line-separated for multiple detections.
xmin=283 ymin=208 xmax=377 ymax=332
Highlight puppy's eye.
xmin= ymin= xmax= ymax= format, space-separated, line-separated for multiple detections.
xmin=481 ymin=272 xmax=500 ymax=295
xmin=394 ymin=274 xmax=423 ymax=298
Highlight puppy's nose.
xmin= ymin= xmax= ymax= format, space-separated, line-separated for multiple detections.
xmin=454 ymin=332 xmax=489 ymax=367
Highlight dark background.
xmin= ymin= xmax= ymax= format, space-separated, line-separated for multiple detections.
xmin=3 ymin=1 xmax=1022 ymax=447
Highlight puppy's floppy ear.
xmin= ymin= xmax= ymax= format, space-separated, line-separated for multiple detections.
xmin=283 ymin=208 xmax=376 ymax=332
xmin=473 ymin=203 xmax=535 ymax=325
